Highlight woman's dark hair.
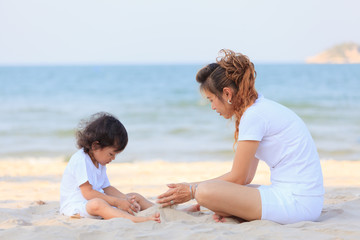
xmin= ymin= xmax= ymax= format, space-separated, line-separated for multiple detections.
xmin=76 ymin=112 xmax=128 ymax=153
xmin=196 ymin=49 xmax=258 ymax=147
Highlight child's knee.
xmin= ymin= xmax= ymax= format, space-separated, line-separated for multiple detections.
xmin=86 ymin=198 xmax=106 ymax=213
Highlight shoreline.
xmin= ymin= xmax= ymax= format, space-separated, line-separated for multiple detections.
xmin=0 ymin=159 xmax=360 ymax=201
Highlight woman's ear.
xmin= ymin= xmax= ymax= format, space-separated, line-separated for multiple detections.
xmin=222 ymin=87 xmax=233 ymax=100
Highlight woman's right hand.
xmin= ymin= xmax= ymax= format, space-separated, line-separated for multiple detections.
xmin=157 ymin=183 xmax=192 ymax=207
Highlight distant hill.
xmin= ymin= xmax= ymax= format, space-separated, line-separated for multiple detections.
xmin=306 ymin=43 xmax=360 ymax=64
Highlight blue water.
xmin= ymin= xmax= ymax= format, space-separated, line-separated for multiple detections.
xmin=0 ymin=64 xmax=359 ymax=161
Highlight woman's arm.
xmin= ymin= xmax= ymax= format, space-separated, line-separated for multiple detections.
xmin=157 ymin=140 xmax=259 ymax=207
xmin=215 ymin=141 xmax=259 ymax=185
xmin=245 ymin=157 xmax=259 ymax=185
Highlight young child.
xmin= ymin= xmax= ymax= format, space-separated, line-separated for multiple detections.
xmin=60 ymin=112 xmax=160 ymax=223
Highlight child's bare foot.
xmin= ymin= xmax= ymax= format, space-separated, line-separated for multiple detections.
xmin=150 ymin=212 xmax=161 ymax=223
xmin=131 ymin=212 xmax=161 ymax=223
xmin=183 ymin=204 xmax=201 ymax=212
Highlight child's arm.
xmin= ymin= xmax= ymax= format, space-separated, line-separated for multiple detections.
xmin=103 ymin=186 xmax=126 ymax=198
xmin=104 ymin=186 xmax=141 ymax=213
xmin=80 ymin=181 xmax=137 ymax=215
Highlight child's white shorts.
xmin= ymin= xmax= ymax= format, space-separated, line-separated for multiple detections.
xmin=258 ymin=184 xmax=323 ymax=224
xmin=60 ymin=201 xmax=100 ymax=219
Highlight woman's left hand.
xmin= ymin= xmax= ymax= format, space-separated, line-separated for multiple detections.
xmin=157 ymin=183 xmax=192 ymax=207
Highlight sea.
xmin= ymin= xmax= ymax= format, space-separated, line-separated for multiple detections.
xmin=0 ymin=64 xmax=359 ymax=162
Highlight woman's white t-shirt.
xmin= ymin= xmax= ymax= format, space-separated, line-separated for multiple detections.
xmin=60 ymin=149 xmax=111 ymax=214
xmin=238 ymin=94 xmax=324 ymax=196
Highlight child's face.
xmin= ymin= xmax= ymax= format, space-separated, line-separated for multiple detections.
xmin=92 ymin=146 xmax=121 ymax=166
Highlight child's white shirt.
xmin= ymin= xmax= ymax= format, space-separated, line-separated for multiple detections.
xmin=60 ymin=148 xmax=110 ymax=215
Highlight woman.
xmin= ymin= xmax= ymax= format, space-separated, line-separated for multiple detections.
xmin=157 ymin=49 xmax=324 ymax=224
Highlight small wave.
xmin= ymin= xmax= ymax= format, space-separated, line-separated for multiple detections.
xmin=169 ymin=128 xmax=190 ymax=135
xmin=55 ymin=129 xmax=75 ymax=137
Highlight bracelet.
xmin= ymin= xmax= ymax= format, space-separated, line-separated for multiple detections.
xmin=193 ymin=184 xmax=198 ymax=199
xmin=189 ymin=184 xmax=198 ymax=200
xmin=190 ymin=184 xmax=193 ymax=199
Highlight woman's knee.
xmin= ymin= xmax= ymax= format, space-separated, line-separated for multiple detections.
xmin=195 ymin=180 xmax=218 ymax=205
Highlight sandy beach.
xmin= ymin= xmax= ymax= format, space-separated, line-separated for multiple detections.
xmin=0 ymin=158 xmax=359 ymax=239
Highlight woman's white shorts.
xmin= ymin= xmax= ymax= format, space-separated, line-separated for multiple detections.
xmin=258 ymin=185 xmax=323 ymax=224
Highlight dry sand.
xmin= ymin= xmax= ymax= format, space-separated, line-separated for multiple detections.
xmin=0 ymin=159 xmax=359 ymax=239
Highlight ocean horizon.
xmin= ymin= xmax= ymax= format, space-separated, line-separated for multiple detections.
xmin=1 ymin=64 xmax=359 ymax=162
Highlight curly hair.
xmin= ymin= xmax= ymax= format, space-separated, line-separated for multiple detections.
xmin=76 ymin=112 xmax=128 ymax=153
xmin=196 ymin=49 xmax=258 ymax=148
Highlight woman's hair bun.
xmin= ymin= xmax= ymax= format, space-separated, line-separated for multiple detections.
xmin=217 ymin=49 xmax=254 ymax=85
xmin=196 ymin=63 xmax=219 ymax=83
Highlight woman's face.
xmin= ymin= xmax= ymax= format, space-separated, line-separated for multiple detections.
xmin=204 ymin=90 xmax=233 ymax=119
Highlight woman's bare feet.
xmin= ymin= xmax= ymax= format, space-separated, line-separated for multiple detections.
xmin=212 ymin=214 xmax=226 ymax=223
xmin=183 ymin=204 xmax=201 ymax=212
xmin=212 ymin=213 xmax=246 ymax=223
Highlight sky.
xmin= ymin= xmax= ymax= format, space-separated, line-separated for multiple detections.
xmin=0 ymin=0 xmax=359 ymax=65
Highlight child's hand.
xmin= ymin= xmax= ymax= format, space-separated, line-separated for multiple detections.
xmin=116 ymin=198 xmax=138 ymax=215
xmin=127 ymin=195 xmax=141 ymax=213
